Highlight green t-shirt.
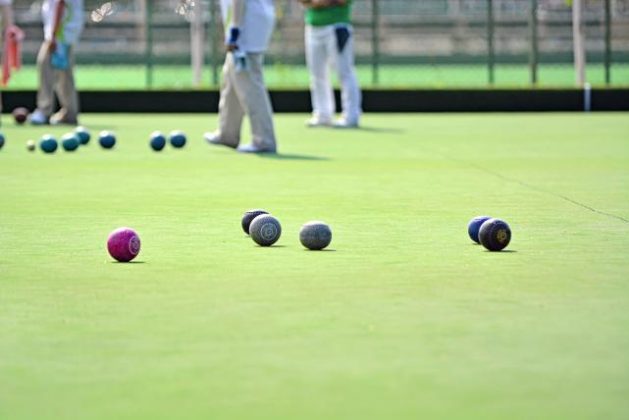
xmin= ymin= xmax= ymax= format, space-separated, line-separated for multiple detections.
xmin=305 ymin=1 xmax=352 ymax=26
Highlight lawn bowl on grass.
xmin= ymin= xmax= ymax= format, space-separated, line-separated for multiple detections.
xmin=39 ymin=135 xmax=58 ymax=153
xmin=249 ymin=214 xmax=281 ymax=247
xmin=150 ymin=131 xmax=167 ymax=151
xmin=299 ymin=221 xmax=332 ymax=250
xmin=61 ymin=133 xmax=80 ymax=152
xmin=169 ymin=131 xmax=187 ymax=148
xmin=0 ymin=133 xmax=5 ymax=150
xmin=107 ymin=227 xmax=141 ymax=262
xmin=75 ymin=126 xmax=91 ymax=145
xmin=241 ymin=209 xmax=269 ymax=234
xmin=479 ymin=218 xmax=512 ymax=252
xmin=468 ymin=215 xmax=492 ymax=244
xmin=99 ymin=131 xmax=116 ymax=149
xmin=12 ymin=107 xmax=29 ymax=125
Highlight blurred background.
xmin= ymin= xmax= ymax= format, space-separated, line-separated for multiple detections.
xmin=5 ymin=0 xmax=629 ymax=89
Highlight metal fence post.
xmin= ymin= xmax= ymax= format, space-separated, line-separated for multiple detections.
xmin=191 ymin=0 xmax=205 ymax=87
xmin=145 ymin=0 xmax=154 ymax=89
xmin=487 ymin=0 xmax=495 ymax=85
xmin=371 ymin=0 xmax=380 ymax=86
xmin=529 ymin=0 xmax=538 ymax=85
xmin=210 ymin=0 xmax=219 ymax=87
xmin=573 ymin=0 xmax=586 ymax=86
xmin=604 ymin=0 xmax=611 ymax=85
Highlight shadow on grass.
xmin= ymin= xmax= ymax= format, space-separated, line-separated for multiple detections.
xmin=356 ymin=126 xmax=406 ymax=134
xmin=254 ymin=245 xmax=288 ymax=248
xmin=469 ymin=244 xmax=517 ymax=253
xmin=308 ymin=125 xmax=405 ymax=134
xmin=110 ymin=261 xmax=146 ymax=264
xmin=303 ymin=249 xmax=337 ymax=252
xmin=258 ymin=153 xmax=330 ymax=161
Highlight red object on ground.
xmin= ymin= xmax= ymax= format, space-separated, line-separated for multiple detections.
xmin=2 ymin=25 xmax=25 ymax=86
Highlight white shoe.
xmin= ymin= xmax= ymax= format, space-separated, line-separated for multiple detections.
xmin=305 ymin=117 xmax=333 ymax=128
xmin=50 ymin=112 xmax=78 ymax=126
xmin=237 ymin=143 xmax=277 ymax=154
xmin=204 ymin=131 xmax=236 ymax=149
xmin=29 ymin=109 xmax=49 ymax=125
xmin=333 ymin=118 xmax=359 ymax=129
xmin=204 ymin=131 xmax=221 ymax=144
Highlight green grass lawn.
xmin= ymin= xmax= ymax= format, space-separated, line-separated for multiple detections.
xmin=4 ymin=63 xmax=629 ymax=89
xmin=1 ymin=113 xmax=629 ymax=419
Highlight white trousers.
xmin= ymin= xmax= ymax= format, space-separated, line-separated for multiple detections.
xmin=305 ymin=24 xmax=362 ymax=124
xmin=218 ymin=52 xmax=276 ymax=150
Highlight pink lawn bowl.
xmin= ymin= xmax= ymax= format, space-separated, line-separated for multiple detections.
xmin=107 ymin=227 xmax=141 ymax=262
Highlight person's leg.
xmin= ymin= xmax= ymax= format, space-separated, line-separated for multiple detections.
xmin=33 ymin=41 xmax=55 ymax=123
xmin=306 ymin=25 xmax=334 ymax=125
xmin=332 ymin=24 xmax=361 ymax=126
xmin=52 ymin=46 xmax=79 ymax=124
xmin=232 ymin=53 xmax=276 ymax=152
xmin=215 ymin=54 xmax=245 ymax=148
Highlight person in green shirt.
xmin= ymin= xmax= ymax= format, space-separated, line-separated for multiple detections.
xmin=300 ymin=0 xmax=361 ymax=128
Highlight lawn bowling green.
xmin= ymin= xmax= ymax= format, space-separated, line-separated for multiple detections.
xmin=1 ymin=113 xmax=628 ymax=418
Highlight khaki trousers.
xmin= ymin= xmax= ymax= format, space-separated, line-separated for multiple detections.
xmin=218 ymin=52 xmax=276 ymax=150
xmin=36 ymin=41 xmax=79 ymax=121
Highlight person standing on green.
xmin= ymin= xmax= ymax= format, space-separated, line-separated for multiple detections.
xmin=300 ymin=0 xmax=361 ymax=128
xmin=1 ymin=0 xmax=23 ymax=125
xmin=30 ymin=0 xmax=84 ymax=125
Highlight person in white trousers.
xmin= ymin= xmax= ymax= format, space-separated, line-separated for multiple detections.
xmin=301 ymin=0 xmax=361 ymax=128
xmin=205 ymin=0 xmax=277 ymax=154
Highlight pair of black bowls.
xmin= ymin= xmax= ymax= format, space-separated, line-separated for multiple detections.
xmin=468 ymin=216 xmax=512 ymax=251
